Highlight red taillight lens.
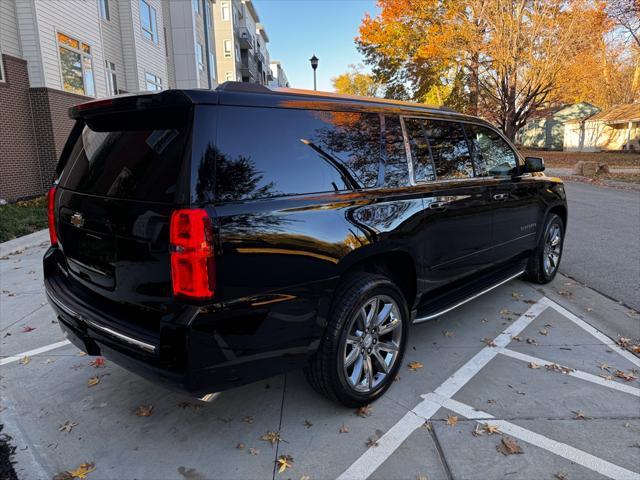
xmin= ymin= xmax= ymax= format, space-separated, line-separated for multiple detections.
xmin=47 ymin=186 xmax=58 ymax=246
xmin=170 ymin=209 xmax=215 ymax=300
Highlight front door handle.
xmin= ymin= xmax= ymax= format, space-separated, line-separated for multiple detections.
xmin=493 ymin=193 xmax=509 ymax=201
xmin=429 ymin=201 xmax=448 ymax=211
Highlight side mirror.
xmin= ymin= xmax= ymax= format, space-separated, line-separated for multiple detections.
xmin=524 ymin=156 xmax=545 ymax=173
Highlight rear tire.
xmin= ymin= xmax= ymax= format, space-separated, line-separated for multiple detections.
xmin=304 ymin=272 xmax=409 ymax=407
xmin=525 ymin=213 xmax=564 ymax=284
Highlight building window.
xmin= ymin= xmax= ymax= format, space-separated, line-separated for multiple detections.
xmin=57 ymin=32 xmax=95 ymax=96
xmin=196 ymin=43 xmax=204 ymax=71
xmin=145 ymin=72 xmax=162 ymax=91
xmin=98 ymin=0 xmax=110 ymax=20
xmin=0 ymin=55 xmax=5 ymax=82
xmin=221 ymin=2 xmax=230 ymax=20
xmin=192 ymin=0 xmax=199 ymax=14
xmin=140 ymin=0 xmax=158 ymax=43
xmin=223 ymin=39 xmax=232 ymax=58
xmin=205 ymin=1 xmax=212 ymax=28
xmin=209 ymin=53 xmax=216 ymax=81
xmin=105 ymin=61 xmax=118 ymax=95
xmin=225 ymin=71 xmax=233 ymax=81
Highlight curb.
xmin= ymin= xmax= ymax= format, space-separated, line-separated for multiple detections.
xmin=0 ymin=230 xmax=49 ymax=257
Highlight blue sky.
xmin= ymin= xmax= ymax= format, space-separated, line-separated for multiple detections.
xmin=253 ymin=0 xmax=379 ymax=91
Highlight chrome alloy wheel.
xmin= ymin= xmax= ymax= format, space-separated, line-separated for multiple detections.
xmin=543 ymin=222 xmax=562 ymax=276
xmin=341 ymin=295 xmax=403 ymax=393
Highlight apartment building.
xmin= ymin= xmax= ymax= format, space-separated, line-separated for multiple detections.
xmin=212 ymin=0 xmax=272 ymax=85
xmin=269 ymin=61 xmax=290 ymax=88
xmin=0 ymin=0 xmax=216 ymax=201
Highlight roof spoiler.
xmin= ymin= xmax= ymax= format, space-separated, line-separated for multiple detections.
xmin=69 ymin=90 xmax=194 ymax=120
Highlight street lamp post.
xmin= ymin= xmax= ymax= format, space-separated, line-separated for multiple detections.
xmin=309 ymin=54 xmax=319 ymax=91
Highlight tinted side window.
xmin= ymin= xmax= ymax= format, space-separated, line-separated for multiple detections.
xmin=424 ymin=120 xmax=473 ymax=180
xmin=383 ymin=115 xmax=410 ymax=187
xmin=467 ymin=125 xmax=518 ymax=177
xmin=404 ymin=117 xmax=436 ymax=182
xmin=214 ymin=107 xmax=381 ymax=201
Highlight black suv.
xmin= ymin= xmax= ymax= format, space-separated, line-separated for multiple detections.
xmin=44 ymin=83 xmax=566 ymax=407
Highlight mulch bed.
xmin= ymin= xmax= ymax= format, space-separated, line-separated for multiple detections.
xmin=0 ymin=425 xmax=18 ymax=480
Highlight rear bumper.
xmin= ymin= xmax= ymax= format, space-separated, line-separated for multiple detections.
xmin=44 ymin=248 xmax=326 ymax=396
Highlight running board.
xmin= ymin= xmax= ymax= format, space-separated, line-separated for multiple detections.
xmin=413 ymin=269 xmax=526 ymax=324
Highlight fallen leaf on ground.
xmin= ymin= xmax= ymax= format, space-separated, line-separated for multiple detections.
xmin=21 ymin=326 xmax=36 ymax=332
xmin=19 ymin=356 xmax=31 ymax=365
xmin=599 ymin=363 xmax=611 ymax=371
xmin=303 ymin=419 xmax=313 ymax=428
xmin=526 ymin=338 xmax=538 ymax=345
xmin=482 ymin=338 xmax=497 ymax=347
xmin=243 ymin=416 xmax=254 ymax=424
xmin=366 ymin=436 xmax=379 ymax=447
xmin=77 ymin=351 xmax=88 ymax=356
xmin=45 ymin=357 xmax=55 ymax=364
xmin=394 ymin=374 xmax=401 ymax=381
xmin=356 ymin=404 xmax=373 ymax=417
xmin=572 ymin=410 xmax=590 ymax=420
xmin=236 ymin=443 xmax=245 ymax=450
xmin=599 ymin=374 xmax=613 ymax=381
xmin=446 ymin=415 xmax=458 ymax=426
xmin=89 ymin=358 xmax=105 ymax=368
xmin=261 ymin=431 xmax=281 ymax=445
xmin=442 ymin=330 xmax=454 ymax=337
xmin=497 ymin=437 xmax=523 ymax=455
xmin=276 ymin=455 xmax=293 ymax=474
xmin=300 ymin=476 xmax=311 ymax=480
xmin=416 ymin=475 xmax=429 ymax=480
xmin=528 ymin=362 xmax=541 ymax=369
xmin=539 ymin=329 xmax=548 ymax=336
xmin=472 ymin=424 xmax=483 ymax=436
xmin=248 ymin=448 xmax=260 ymax=455
xmin=482 ymin=423 xmax=500 ymax=435
xmin=546 ymin=363 xmax=574 ymax=374
xmin=67 ymin=462 xmax=96 ymax=479
xmin=617 ymin=337 xmax=631 ymax=348
xmin=499 ymin=309 xmax=509 ymax=315
xmin=615 ymin=370 xmax=637 ymax=382
xmin=408 ymin=361 xmax=423 ymax=371
xmin=511 ymin=292 xmax=521 ymax=299
xmin=58 ymin=421 xmax=78 ymax=433
xmin=522 ymin=299 xmax=537 ymax=304
xmin=177 ymin=401 xmax=203 ymax=410
xmin=135 ymin=405 xmax=153 ymax=417
xmin=554 ymin=472 xmax=568 ymax=480
xmin=423 ymin=421 xmax=432 ymax=430
xmin=486 ymin=399 xmax=497 ymax=405
xmin=511 ymin=336 xmax=522 ymax=342
xmin=87 ymin=376 xmax=100 ymax=387
xmin=339 ymin=424 xmax=350 ymax=433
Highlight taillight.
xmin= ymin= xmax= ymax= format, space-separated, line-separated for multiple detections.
xmin=170 ymin=209 xmax=215 ymax=300
xmin=47 ymin=186 xmax=58 ymax=246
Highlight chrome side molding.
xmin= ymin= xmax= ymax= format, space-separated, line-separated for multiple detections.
xmin=413 ymin=270 xmax=526 ymax=324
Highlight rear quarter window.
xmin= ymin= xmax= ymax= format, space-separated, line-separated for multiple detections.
xmin=210 ymin=107 xmax=382 ymax=202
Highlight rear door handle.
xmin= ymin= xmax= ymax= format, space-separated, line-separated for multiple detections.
xmin=493 ymin=193 xmax=509 ymax=201
xmin=429 ymin=201 xmax=448 ymax=211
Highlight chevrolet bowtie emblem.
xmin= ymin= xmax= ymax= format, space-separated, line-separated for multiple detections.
xmin=70 ymin=212 xmax=85 ymax=228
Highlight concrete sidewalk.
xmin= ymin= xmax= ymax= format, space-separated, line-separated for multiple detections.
xmin=1 ymin=243 xmax=639 ymax=480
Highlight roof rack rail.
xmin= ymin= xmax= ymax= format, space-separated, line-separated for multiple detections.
xmin=216 ymin=81 xmax=273 ymax=94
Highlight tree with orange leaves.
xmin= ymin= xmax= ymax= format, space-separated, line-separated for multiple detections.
xmin=356 ymin=0 xmax=615 ymax=140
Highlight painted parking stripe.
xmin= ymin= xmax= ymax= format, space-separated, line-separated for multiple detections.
xmin=430 ymin=394 xmax=639 ymax=480
xmin=0 ymin=340 xmax=71 ymax=366
xmin=499 ymin=347 xmax=640 ymax=397
xmin=337 ymin=301 xmax=550 ymax=480
xmin=539 ymin=297 xmax=640 ymax=368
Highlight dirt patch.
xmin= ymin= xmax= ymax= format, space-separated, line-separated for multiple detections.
xmin=0 ymin=425 xmax=18 ymax=480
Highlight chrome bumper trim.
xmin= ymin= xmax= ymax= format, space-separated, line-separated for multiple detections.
xmin=46 ymin=291 xmax=157 ymax=353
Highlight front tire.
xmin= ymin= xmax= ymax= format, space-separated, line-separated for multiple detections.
xmin=525 ymin=213 xmax=564 ymax=284
xmin=304 ymin=273 xmax=409 ymax=407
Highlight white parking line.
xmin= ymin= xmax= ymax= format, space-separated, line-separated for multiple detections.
xmin=0 ymin=340 xmax=71 ymax=366
xmin=499 ymin=347 xmax=640 ymax=397
xmin=337 ymin=301 xmax=550 ymax=480
xmin=539 ymin=297 xmax=640 ymax=368
xmin=430 ymin=394 xmax=639 ymax=480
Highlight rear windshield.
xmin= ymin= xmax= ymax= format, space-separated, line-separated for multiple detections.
xmin=58 ymin=118 xmax=190 ymax=203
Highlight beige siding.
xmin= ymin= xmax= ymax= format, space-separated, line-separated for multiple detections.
xmin=14 ymin=0 xmax=44 ymax=86
xmin=32 ymin=0 xmax=107 ymax=96
xmin=100 ymin=0 xmax=126 ymax=93
xmin=0 ymin=0 xmax=21 ymax=58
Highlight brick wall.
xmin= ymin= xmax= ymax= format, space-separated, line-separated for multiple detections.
xmin=0 ymin=53 xmax=89 ymax=201
xmin=0 ymin=54 xmax=43 ymax=201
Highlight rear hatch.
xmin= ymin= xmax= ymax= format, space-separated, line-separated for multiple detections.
xmin=54 ymin=92 xmax=195 ymax=316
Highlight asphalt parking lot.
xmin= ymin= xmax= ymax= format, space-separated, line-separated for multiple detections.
xmin=1 ymin=240 xmax=639 ymax=480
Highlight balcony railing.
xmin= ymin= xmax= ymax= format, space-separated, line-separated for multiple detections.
xmin=237 ymin=27 xmax=253 ymax=49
